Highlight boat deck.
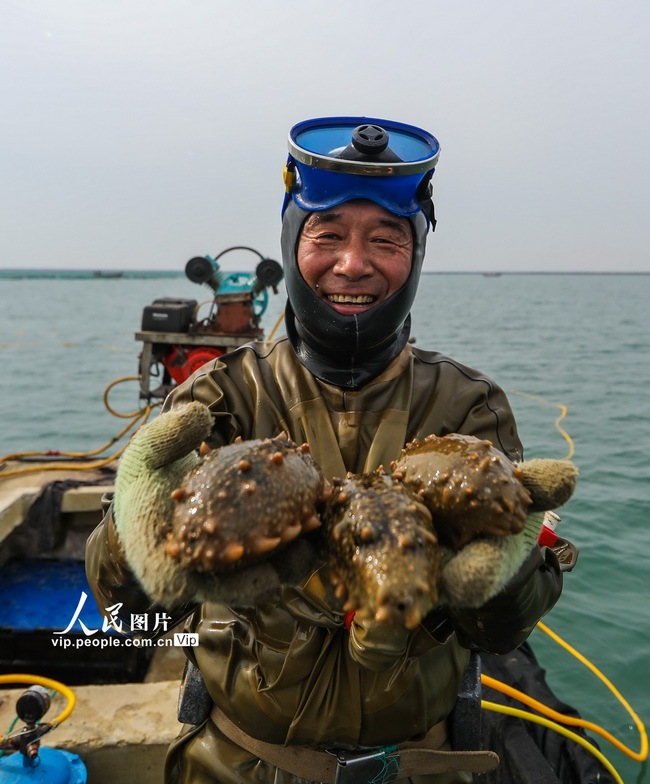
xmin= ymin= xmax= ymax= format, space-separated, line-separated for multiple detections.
xmin=0 ymin=462 xmax=187 ymax=783
xmin=0 ymin=461 xmax=115 ymax=556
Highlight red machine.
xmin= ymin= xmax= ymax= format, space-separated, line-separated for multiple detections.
xmin=137 ymin=247 xmax=283 ymax=401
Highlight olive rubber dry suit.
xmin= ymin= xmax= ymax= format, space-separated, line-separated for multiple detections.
xmin=85 ymin=338 xmax=563 ymax=784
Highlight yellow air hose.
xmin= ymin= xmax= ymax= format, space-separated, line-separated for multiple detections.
xmin=508 ymin=388 xmax=575 ymax=459
xmin=481 ymin=394 xmax=647 ymax=780
xmin=536 ymin=621 xmax=648 ymax=762
xmin=480 ymin=699 xmax=625 ymax=784
xmin=266 ymin=310 xmax=286 ymax=341
xmin=0 ymin=376 xmax=158 ymax=478
xmin=479 ymin=618 xmax=649 ymax=783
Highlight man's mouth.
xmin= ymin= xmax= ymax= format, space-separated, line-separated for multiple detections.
xmin=326 ymin=294 xmax=376 ymax=305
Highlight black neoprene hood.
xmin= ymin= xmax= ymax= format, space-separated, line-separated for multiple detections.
xmin=280 ymin=116 xmax=438 ymax=389
xmin=281 ymin=200 xmax=429 ymax=390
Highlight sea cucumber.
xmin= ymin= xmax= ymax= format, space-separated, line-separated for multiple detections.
xmin=322 ymin=470 xmax=440 ymax=629
xmin=165 ymin=434 xmax=331 ymax=571
xmin=391 ymin=433 xmax=533 ymax=550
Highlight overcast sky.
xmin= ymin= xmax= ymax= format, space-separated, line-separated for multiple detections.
xmin=2 ymin=0 xmax=648 ymax=273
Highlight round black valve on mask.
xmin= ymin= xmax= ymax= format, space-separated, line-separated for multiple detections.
xmin=352 ymin=124 xmax=390 ymax=155
xmin=336 ymin=125 xmax=403 ymax=163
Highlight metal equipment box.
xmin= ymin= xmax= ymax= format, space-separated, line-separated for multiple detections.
xmin=141 ymin=298 xmax=197 ymax=333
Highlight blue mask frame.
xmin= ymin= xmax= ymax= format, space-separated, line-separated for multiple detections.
xmin=282 ymin=116 xmax=440 ymax=225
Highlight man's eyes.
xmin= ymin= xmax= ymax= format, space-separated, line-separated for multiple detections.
xmin=315 ymin=232 xmax=341 ymax=241
xmin=311 ymin=232 xmax=401 ymax=245
xmin=371 ymin=236 xmax=402 ymax=245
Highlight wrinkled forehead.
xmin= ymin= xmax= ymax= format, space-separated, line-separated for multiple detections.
xmin=300 ymin=200 xmax=413 ymax=240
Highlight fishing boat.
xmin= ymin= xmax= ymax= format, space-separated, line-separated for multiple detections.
xmin=0 ymin=250 xmax=632 ymax=783
xmin=0 ymin=248 xmax=286 ymax=783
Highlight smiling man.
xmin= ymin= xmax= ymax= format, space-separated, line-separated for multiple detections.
xmin=87 ymin=116 xmax=566 ymax=784
xmin=297 ymin=201 xmax=413 ymax=314
xmin=280 ymin=120 xmax=435 ymax=391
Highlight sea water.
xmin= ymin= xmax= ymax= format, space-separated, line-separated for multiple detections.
xmin=1 ymin=271 xmax=649 ymax=783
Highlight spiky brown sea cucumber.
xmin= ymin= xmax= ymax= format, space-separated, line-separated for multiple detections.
xmin=322 ymin=470 xmax=440 ymax=630
xmin=165 ymin=434 xmax=331 ymax=571
xmin=391 ymin=433 xmax=532 ymax=550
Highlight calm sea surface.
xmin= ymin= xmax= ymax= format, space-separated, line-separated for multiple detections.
xmin=1 ymin=272 xmax=649 ymax=782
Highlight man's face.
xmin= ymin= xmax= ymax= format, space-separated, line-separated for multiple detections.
xmin=297 ymin=200 xmax=413 ymax=316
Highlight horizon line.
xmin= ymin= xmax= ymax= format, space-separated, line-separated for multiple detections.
xmin=1 ymin=268 xmax=649 ymax=276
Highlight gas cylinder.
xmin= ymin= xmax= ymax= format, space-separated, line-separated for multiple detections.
xmin=0 ymin=746 xmax=87 ymax=783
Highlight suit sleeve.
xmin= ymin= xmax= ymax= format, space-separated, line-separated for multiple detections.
xmin=433 ymin=368 xmax=564 ymax=652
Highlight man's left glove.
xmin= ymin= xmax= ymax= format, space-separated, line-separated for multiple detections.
xmin=439 ymin=458 xmax=578 ymax=609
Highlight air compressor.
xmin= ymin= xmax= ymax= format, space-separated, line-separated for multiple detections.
xmin=137 ymin=246 xmax=283 ymax=401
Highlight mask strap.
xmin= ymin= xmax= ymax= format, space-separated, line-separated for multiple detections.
xmin=416 ymin=170 xmax=437 ymax=232
xmin=281 ymin=156 xmax=297 ymax=217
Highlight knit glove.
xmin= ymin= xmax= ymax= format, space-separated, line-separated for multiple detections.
xmin=114 ymin=402 xmax=292 ymax=608
xmin=439 ymin=458 xmax=578 ymax=608
xmin=113 ymin=402 xmax=210 ymax=606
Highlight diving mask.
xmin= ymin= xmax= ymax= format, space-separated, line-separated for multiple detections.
xmin=282 ymin=116 xmax=440 ymax=227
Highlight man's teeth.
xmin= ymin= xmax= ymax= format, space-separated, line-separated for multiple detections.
xmin=327 ymin=294 xmax=375 ymax=304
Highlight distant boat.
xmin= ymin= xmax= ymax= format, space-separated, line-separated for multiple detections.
xmin=93 ymin=270 xmax=124 ymax=278
xmin=483 ymin=272 xmax=502 ymax=278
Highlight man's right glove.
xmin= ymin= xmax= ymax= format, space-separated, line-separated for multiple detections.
xmin=114 ymin=402 xmax=311 ymax=608
xmin=114 ymin=401 xmax=212 ymax=606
